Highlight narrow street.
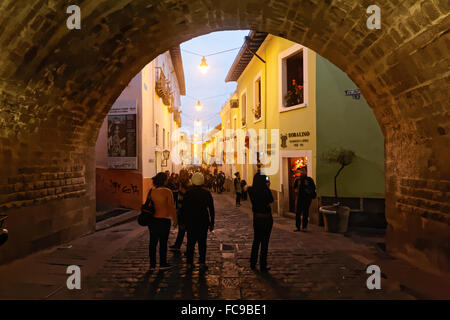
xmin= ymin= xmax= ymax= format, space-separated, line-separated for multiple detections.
xmin=2 ymin=192 xmax=448 ymax=300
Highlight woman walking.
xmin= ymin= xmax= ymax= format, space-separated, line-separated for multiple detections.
xmin=147 ymin=172 xmax=177 ymax=270
xmin=248 ymin=173 xmax=274 ymax=272
xmin=181 ymin=172 xmax=215 ymax=271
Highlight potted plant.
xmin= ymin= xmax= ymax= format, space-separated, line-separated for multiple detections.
xmin=319 ymin=148 xmax=355 ymax=233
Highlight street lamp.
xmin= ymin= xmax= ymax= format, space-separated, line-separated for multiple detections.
xmin=162 ymin=149 xmax=170 ymax=167
xmin=195 ymin=100 xmax=202 ymax=112
xmin=199 ymin=56 xmax=208 ymax=73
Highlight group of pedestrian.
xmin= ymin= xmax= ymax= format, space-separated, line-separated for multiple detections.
xmin=144 ymin=169 xmax=215 ymax=271
xmin=142 ymin=164 xmax=316 ymax=273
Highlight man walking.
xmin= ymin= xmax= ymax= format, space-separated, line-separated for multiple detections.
xmin=294 ymin=167 xmax=316 ymax=232
xmin=248 ymin=173 xmax=274 ymax=272
xmin=181 ymin=172 xmax=215 ymax=271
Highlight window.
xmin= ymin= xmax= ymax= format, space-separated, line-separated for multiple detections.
xmin=279 ymin=44 xmax=308 ymax=112
xmin=241 ymin=91 xmax=247 ymax=126
xmin=163 ymin=128 xmax=166 ymax=148
xmin=254 ymin=75 xmax=262 ymax=121
xmin=156 ymin=123 xmax=159 ymax=146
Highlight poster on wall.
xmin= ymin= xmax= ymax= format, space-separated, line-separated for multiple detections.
xmin=107 ymin=100 xmax=137 ymax=169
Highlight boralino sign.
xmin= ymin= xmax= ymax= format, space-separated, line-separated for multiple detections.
xmin=280 ymin=131 xmax=311 ymax=149
xmin=288 ymin=131 xmax=310 ymax=137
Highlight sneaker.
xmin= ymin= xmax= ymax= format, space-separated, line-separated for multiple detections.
xmin=159 ymin=264 xmax=175 ymax=270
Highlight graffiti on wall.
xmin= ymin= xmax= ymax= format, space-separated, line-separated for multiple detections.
xmin=109 ymin=180 xmax=139 ymax=194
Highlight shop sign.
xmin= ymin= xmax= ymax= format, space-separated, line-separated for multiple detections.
xmin=280 ymin=131 xmax=310 ymax=149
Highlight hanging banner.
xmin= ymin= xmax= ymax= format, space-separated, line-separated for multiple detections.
xmin=107 ymin=100 xmax=137 ymax=169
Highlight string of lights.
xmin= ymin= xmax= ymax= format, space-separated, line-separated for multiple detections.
xmin=183 ymin=91 xmax=234 ymax=112
xmin=181 ymin=45 xmax=242 ymax=74
xmin=182 ymin=47 xmax=241 ymax=57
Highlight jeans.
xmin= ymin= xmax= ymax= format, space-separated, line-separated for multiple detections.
xmin=296 ymin=198 xmax=312 ymax=230
xmin=250 ymin=216 xmax=273 ymax=268
xmin=186 ymin=226 xmax=209 ymax=264
xmin=148 ymin=217 xmax=171 ymax=267
xmin=236 ymin=192 xmax=241 ymax=205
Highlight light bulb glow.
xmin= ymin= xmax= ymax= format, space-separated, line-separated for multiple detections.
xmin=199 ymin=56 xmax=208 ymax=74
xmin=195 ymin=100 xmax=202 ymax=112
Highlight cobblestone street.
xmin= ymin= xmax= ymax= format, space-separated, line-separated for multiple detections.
xmin=1 ymin=193 xmax=449 ymax=300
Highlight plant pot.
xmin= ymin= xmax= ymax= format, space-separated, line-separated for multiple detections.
xmin=318 ymin=209 xmax=324 ymax=227
xmin=320 ymin=206 xmax=339 ymax=232
xmin=336 ymin=206 xmax=350 ymax=233
xmin=319 ymin=205 xmax=350 ymax=233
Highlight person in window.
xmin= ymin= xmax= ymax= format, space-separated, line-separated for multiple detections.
xmin=293 ymin=167 xmax=316 ymax=232
xmin=234 ymin=172 xmax=242 ymax=207
xmin=181 ymin=172 xmax=215 ymax=271
xmin=248 ymin=173 xmax=274 ymax=272
xmin=147 ymin=172 xmax=177 ymax=270
xmin=285 ymin=79 xmax=304 ymax=107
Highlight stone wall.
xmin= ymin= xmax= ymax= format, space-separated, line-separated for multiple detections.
xmin=0 ymin=0 xmax=448 ymax=274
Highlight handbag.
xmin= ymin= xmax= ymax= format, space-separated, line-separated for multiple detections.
xmin=137 ymin=189 xmax=155 ymax=226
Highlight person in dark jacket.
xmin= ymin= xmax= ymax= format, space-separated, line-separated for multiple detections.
xmin=293 ymin=166 xmax=316 ymax=231
xmin=181 ymin=172 xmax=215 ymax=271
xmin=247 ymin=172 xmax=274 ymax=272
xmin=170 ymin=169 xmax=191 ymax=251
xmin=233 ymin=172 xmax=242 ymax=206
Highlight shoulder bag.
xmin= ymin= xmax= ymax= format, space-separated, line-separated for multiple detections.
xmin=137 ymin=189 xmax=155 ymax=226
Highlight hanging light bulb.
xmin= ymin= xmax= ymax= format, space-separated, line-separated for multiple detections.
xmin=199 ymin=56 xmax=208 ymax=73
xmin=195 ymin=100 xmax=202 ymax=112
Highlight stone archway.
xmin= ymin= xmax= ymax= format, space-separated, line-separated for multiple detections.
xmin=0 ymin=1 xmax=448 ymax=274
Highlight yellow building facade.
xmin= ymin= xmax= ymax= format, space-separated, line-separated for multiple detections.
xmin=221 ymin=32 xmax=385 ymax=222
xmin=222 ymin=33 xmax=317 ymax=215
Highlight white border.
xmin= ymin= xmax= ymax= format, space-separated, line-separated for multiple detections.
xmin=278 ymin=44 xmax=309 ymax=113
xmin=253 ymin=71 xmax=263 ymax=123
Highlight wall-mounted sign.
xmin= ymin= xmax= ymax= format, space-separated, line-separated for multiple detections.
xmin=280 ymin=131 xmax=311 ymax=149
xmin=107 ymin=100 xmax=137 ymax=170
xmin=345 ymin=88 xmax=361 ymax=99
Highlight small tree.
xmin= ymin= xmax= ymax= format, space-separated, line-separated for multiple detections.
xmin=322 ymin=148 xmax=355 ymax=204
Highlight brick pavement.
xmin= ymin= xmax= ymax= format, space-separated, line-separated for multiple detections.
xmin=54 ymin=193 xmax=416 ymax=299
xmin=2 ymin=192 xmax=449 ymax=300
